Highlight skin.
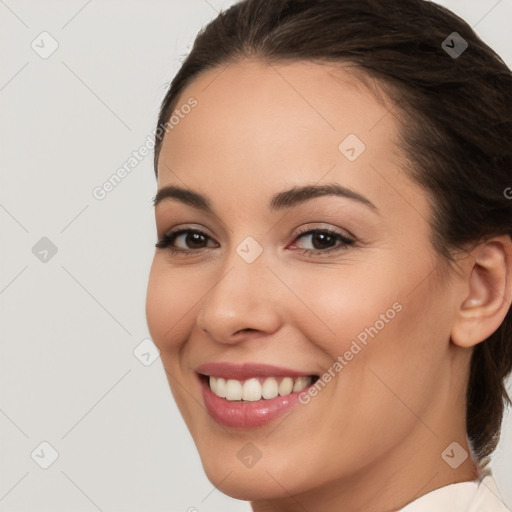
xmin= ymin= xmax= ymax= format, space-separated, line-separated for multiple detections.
xmin=145 ymin=59 xmax=512 ymax=511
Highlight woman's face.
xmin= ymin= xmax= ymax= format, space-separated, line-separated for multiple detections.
xmin=146 ymin=59 xmax=468 ymax=504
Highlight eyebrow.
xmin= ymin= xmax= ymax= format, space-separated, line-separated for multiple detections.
xmin=153 ymin=183 xmax=378 ymax=213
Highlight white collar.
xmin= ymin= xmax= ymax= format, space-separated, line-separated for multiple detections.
xmin=398 ymin=473 xmax=510 ymax=511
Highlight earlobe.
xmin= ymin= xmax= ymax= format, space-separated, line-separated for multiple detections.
xmin=451 ymin=235 xmax=512 ymax=348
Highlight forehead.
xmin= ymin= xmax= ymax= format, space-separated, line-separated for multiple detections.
xmin=159 ymin=59 xmax=400 ymax=168
xmin=156 ymin=58 xmax=426 ymax=223
xmin=171 ymin=58 xmax=394 ymax=132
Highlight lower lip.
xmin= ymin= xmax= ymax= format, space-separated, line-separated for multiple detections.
xmin=200 ymin=376 xmax=304 ymax=429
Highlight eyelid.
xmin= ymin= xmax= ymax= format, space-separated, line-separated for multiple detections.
xmin=158 ymin=223 xmax=213 ymax=239
xmin=158 ymin=222 xmax=352 ymax=244
xmin=289 ymin=225 xmax=355 ymax=255
xmin=156 ymin=222 xmax=357 ymax=258
xmin=293 ymin=223 xmax=354 ymax=239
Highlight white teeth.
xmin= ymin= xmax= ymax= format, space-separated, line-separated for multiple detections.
xmin=293 ymin=376 xmax=310 ymax=392
xmin=262 ymin=377 xmax=278 ymax=399
xmin=210 ymin=376 xmax=226 ymax=398
xmin=225 ymin=379 xmax=242 ymax=400
xmin=278 ymin=377 xmax=294 ymax=396
xmin=209 ymin=375 xmax=312 ymax=401
xmin=242 ymin=378 xmax=261 ymax=401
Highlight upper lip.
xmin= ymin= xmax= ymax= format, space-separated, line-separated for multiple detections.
xmin=195 ymin=362 xmax=316 ymax=380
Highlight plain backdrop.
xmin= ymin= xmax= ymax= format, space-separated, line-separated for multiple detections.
xmin=1 ymin=1 xmax=511 ymax=511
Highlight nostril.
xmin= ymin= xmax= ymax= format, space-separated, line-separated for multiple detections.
xmin=236 ymin=328 xmax=256 ymax=334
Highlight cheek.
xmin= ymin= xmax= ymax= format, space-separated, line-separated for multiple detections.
xmin=146 ymin=260 xmax=202 ymax=421
xmin=286 ymin=263 xmax=405 ymax=357
xmin=296 ymin=255 xmax=449 ymax=409
xmin=298 ymin=246 xmax=445 ymax=354
xmin=145 ymin=259 xmax=196 ymax=351
xmin=341 ymin=269 xmax=451 ymax=425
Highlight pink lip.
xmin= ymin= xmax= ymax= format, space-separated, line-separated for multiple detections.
xmin=195 ymin=363 xmax=317 ymax=429
xmin=198 ymin=376 xmax=302 ymax=429
xmin=195 ymin=362 xmax=314 ymax=380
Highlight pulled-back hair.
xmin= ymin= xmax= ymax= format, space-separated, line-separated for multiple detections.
xmin=153 ymin=0 xmax=512 ymax=465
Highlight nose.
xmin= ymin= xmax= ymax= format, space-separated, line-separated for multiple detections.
xmin=195 ymin=250 xmax=282 ymax=345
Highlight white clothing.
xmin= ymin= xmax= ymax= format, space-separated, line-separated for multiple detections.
xmin=398 ymin=473 xmax=510 ymax=511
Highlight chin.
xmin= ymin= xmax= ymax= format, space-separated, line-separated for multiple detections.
xmin=202 ymin=461 xmax=293 ymax=501
xmin=196 ymin=444 xmax=315 ymax=501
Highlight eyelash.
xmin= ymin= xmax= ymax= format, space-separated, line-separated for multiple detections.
xmin=155 ymin=226 xmax=355 ymax=257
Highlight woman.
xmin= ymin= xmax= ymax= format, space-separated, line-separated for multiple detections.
xmin=145 ymin=0 xmax=512 ymax=510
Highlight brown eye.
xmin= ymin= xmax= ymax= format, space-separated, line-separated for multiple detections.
xmin=155 ymin=229 xmax=217 ymax=254
xmin=292 ymin=228 xmax=355 ymax=256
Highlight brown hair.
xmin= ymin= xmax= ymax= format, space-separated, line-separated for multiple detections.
xmin=153 ymin=0 xmax=512 ymax=465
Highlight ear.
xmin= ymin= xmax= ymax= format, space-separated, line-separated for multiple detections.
xmin=451 ymin=235 xmax=512 ymax=348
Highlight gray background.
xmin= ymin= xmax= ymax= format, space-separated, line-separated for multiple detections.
xmin=1 ymin=0 xmax=511 ymax=510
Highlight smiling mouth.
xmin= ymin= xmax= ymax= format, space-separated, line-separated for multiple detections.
xmin=199 ymin=374 xmax=320 ymax=402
